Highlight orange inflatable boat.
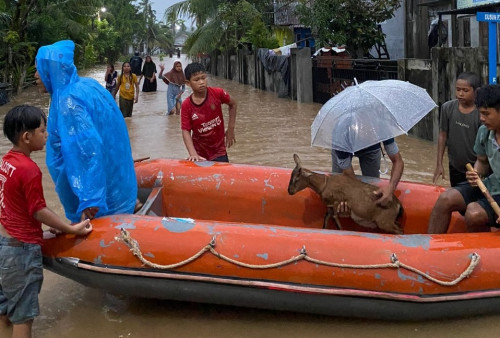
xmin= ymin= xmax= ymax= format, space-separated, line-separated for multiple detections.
xmin=42 ymin=159 xmax=500 ymax=320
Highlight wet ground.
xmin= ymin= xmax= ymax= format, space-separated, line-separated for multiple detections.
xmin=1 ymin=55 xmax=499 ymax=337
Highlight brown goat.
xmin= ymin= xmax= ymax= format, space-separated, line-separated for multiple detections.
xmin=287 ymin=154 xmax=403 ymax=234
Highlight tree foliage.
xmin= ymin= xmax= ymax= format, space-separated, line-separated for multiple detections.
xmin=0 ymin=0 xmax=174 ymax=95
xmin=296 ymin=0 xmax=401 ymax=58
xmin=166 ymin=0 xmax=275 ymax=57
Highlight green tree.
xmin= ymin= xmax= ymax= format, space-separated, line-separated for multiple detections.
xmin=166 ymin=0 xmax=275 ymax=57
xmin=296 ymin=0 xmax=401 ymax=58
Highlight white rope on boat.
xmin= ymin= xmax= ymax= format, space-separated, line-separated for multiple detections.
xmin=115 ymin=228 xmax=480 ymax=286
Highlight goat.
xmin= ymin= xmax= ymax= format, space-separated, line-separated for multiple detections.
xmin=287 ymin=154 xmax=403 ymax=234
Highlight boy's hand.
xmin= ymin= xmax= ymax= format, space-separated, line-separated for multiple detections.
xmin=187 ymin=154 xmax=206 ymax=161
xmin=466 ymin=169 xmax=480 ymax=187
xmin=72 ymin=219 xmax=93 ymax=235
xmin=81 ymin=207 xmax=99 ymax=221
xmin=225 ymin=128 xmax=236 ymax=148
xmin=336 ymin=201 xmax=351 ymax=218
xmin=373 ymin=186 xmax=393 ymax=207
xmin=433 ymin=164 xmax=445 ymax=185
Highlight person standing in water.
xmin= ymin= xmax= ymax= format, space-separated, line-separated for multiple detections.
xmin=159 ymin=61 xmax=185 ymax=115
xmin=113 ymin=62 xmax=140 ymax=118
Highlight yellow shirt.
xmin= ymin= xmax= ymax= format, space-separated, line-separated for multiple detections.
xmin=118 ymin=73 xmax=137 ymax=100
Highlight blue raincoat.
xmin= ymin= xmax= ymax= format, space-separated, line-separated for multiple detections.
xmin=35 ymin=40 xmax=137 ymax=222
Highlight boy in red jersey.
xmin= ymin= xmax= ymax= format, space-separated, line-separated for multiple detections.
xmin=181 ymin=63 xmax=237 ymax=162
xmin=0 ymin=105 xmax=92 ymax=338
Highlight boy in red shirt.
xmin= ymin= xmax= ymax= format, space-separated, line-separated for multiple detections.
xmin=181 ymin=63 xmax=237 ymax=162
xmin=0 ymin=105 xmax=92 ymax=338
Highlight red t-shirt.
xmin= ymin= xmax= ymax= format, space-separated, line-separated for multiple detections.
xmin=181 ymin=87 xmax=231 ymax=160
xmin=0 ymin=150 xmax=47 ymax=244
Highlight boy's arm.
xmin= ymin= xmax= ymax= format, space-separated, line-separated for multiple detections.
xmin=34 ymin=207 xmax=92 ymax=235
xmin=225 ymin=98 xmax=237 ymax=148
xmin=433 ymin=130 xmax=448 ymax=184
xmin=182 ymin=129 xmax=206 ymax=161
xmin=474 ymin=155 xmax=490 ymax=178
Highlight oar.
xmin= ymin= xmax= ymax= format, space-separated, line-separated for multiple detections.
xmin=466 ymin=163 xmax=500 ymax=217
xmin=134 ymin=157 xmax=150 ymax=163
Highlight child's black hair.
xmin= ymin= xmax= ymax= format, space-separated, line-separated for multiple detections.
xmin=457 ymin=72 xmax=481 ymax=90
xmin=475 ymin=85 xmax=500 ymax=110
xmin=3 ymin=105 xmax=47 ymax=145
xmin=184 ymin=62 xmax=206 ymax=80
xmin=119 ymin=62 xmax=134 ymax=86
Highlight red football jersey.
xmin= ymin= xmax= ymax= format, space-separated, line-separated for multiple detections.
xmin=181 ymin=87 xmax=231 ymax=160
xmin=0 ymin=150 xmax=47 ymax=244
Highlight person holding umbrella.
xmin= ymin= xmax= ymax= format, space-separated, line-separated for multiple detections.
xmin=311 ymin=79 xmax=436 ymax=207
xmin=332 ymin=140 xmax=404 ymax=206
xmin=428 ymin=84 xmax=500 ymax=234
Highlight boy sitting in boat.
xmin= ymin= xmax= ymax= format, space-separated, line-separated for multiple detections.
xmin=0 ymin=105 xmax=92 ymax=338
xmin=180 ymin=62 xmax=237 ymax=162
xmin=428 ymin=84 xmax=500 ymax=233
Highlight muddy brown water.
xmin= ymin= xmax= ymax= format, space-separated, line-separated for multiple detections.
xmin=0 ymin=56 xmax=498 ymax=337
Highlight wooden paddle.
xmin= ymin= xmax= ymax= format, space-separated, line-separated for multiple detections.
xmin=133 ymin=157 xmax=150 ymax=163
xmin=466 ymin=163 xmax=500 ymax=217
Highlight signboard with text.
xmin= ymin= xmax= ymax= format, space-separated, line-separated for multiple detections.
xmin=477 ymin=12 xmax=499 ymax=84
xmin=458 ymin=0 xmax=500 ymax=10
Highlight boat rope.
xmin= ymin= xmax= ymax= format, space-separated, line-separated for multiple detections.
xmin=115 ymin=229 xmax=480 ymax=286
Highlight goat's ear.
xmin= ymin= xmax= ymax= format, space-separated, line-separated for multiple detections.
xmin=293 ymin=154 xmax=302 ymax=167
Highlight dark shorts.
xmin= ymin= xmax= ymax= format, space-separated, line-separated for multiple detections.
xmin=454 ymin=183 xmax=500 ymax=227
xmin=449 ymin=164 xmax=467 ymax=187
xmin=0 ymin=235 xmax=43 ymax=324
xmin=211 ymin=154 xmax=229 ymax=162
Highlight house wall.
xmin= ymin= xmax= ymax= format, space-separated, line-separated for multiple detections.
xmin=377 ymin=4 xmax=405 ymax=60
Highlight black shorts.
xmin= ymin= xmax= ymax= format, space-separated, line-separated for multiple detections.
xmin=454 ymin=183 xmax=500 ymax=227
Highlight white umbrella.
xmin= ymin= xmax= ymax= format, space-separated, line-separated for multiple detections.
xmin=311 ymin=79 xmax=437 ymax=153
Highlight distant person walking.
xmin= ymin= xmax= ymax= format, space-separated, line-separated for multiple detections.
xmin=113 ymin=62 xmax=139 ymax=118
xmin=104 ymin=64 xmax=117 ymax=94
xmin=159 ymin=61 xmax=185 ymax=115
xmin=140 ymin=55 xmax=157 ymax=92
xmin=129 ymin=51 xmax=143 ymax=80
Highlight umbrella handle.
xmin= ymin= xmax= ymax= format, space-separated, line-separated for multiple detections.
xmin=466 ymin=163 xmax=500 ymax=218
xmin=379 ymin=153 xmax=389 ymax=175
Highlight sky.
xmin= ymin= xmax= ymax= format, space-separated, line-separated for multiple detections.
xmin=151 ymin=0 xmax=185 ymax=23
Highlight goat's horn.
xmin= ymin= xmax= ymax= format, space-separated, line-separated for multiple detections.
xmin=293 ymin=154 xmax=302 ymax=167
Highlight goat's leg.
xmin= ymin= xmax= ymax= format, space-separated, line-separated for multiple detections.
xmin=324 ymin=207 xmax=342 ymax=230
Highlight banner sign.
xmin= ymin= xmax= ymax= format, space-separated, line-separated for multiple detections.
xmin=458 ymin=0 xmax=500 ymax=10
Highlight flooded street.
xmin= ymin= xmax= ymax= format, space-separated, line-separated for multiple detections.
xmin=1 ymin=55 xmax=499 ymax=337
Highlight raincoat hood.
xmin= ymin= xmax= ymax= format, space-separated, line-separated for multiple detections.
xmin=35 ymin=40 xmax=78 ymax=94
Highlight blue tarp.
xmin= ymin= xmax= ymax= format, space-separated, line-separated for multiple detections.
xmin=36 ymin=40 xmax=137 ymax=222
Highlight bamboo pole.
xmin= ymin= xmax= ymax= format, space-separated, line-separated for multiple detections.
xmin=466 ymin=163 xmax=500 ymax=217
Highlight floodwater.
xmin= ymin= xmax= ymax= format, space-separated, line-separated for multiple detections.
xmin=0 ymin=55 xmax=498 ymax=337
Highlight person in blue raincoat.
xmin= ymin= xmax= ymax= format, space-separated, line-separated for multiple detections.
xmin=35 ymin=40 xmax=137 ymax=222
